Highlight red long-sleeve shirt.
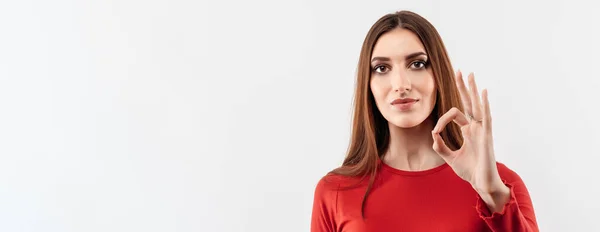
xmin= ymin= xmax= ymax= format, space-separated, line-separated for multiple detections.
xmin=311 ymin=160 xmax=538 ymax=232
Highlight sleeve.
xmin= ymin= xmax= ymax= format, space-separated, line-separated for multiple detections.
xmin=475 ymin=163 xmax=539 ymax=232
xmin=310 ymin=176 xmax=338 ymax=232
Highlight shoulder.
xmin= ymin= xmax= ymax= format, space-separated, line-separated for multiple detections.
xmin=312 ymin=173 xmax=343 ymax=216
xmin=313 ymin=172 xmax=362 ymax=199
xmin=494 ymin=162 xmax=535 ymax=208
xmin=495 ymin=162 xmax=526 ymax=184
xmin=314 ymin=173 xmax=343 ymax=195
xmin=312 ymin=173 xmax=350 ymax=230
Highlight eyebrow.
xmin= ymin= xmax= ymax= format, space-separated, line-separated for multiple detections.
xmin=371 ymin=51 xmax=428 ymax=63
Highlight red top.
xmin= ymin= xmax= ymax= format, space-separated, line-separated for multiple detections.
xmin=311 ymin=160 xmax=539 ymax=232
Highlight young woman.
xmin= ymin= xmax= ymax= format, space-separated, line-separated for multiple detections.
xmin=311 ymin=11 xmax=539 ymax=232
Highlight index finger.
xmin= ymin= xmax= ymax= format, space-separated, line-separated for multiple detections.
xmin=432 ymin=107 xmax=469 ymax=134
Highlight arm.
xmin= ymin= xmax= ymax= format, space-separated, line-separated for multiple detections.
xmin=475 ymin=169 xmax=539 ymax=232
xmin=430 ymin=72 xmax=538 ymax=231
xmin=310 ymin=176 xmax=338 ymax=232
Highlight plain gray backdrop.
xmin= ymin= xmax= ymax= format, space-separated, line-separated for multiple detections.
xmin=0 ymin=0 xmax=598 ymax=231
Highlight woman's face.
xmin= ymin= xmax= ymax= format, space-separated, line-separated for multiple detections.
xmin=369 ymin=27 xmax=437 ymax=128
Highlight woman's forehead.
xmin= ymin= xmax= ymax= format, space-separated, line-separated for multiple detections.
xmin=371 ymin=28 xmax=427 ymax=59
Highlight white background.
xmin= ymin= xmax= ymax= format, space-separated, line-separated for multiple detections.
xmin=0 ymin=0 xmax=598 ymax=231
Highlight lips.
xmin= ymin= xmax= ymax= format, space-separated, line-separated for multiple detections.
xmin=391 ymin=98 xmax=418 ymax=105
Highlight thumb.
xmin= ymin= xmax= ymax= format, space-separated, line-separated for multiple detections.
xmin=432 ymin=132 xmax=453 ymax=158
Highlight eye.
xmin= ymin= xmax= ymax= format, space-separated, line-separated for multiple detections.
xmin=373 ymin=65 xmax=389 ymax=74
xmin=410 ymin=60 xmax=427 ymax=70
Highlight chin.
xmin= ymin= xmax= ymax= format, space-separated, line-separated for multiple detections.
xmin=384 ymin=113 xmax=430 ymax=129
xmin=389 ymin=120 xmax=421 ymax=129
xmin=387 ymin=116 xmax=425 ymax=128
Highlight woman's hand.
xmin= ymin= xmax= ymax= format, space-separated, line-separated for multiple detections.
xmin=431 ymin=70 xmax=510 ymax=212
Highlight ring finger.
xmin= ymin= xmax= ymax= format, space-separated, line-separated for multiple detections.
xmin=455 ymin=70 xmax=473 ymax=117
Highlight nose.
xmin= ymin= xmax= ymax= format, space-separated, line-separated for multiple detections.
xmin=391 ymin=69 xmax=411 ymax=94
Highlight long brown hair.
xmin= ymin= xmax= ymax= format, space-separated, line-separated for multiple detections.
xmin=328 ymin=10 xmax=465 ymax=217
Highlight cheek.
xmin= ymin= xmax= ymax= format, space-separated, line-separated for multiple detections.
xmin=413 ymin=73 xmax=436 ymax=105
xmin=370 ymin=79 xmax=386 ymax=101
xmin=427 ymin=80 xmax=436 ymax=99
xmin=420 ymin=72 xmax=436 ymax=96
xmin=425 ymin=76 xmax=437 ymax=106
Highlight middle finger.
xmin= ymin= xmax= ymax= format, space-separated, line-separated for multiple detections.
xmin=468 ymin=72 xmax=483 ymax=120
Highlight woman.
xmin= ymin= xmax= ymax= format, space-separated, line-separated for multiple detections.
xmin=311 ymin=11 xmax=538 ymax=232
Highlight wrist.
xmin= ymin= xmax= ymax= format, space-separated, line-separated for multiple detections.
xmin=476 ymin=183 xmax=511 ymax=213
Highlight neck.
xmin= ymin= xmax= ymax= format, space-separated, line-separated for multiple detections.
xmin=382 ymin=115 xmax=446 ymax=171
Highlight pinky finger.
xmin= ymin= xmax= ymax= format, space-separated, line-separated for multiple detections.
xmin=482 ymin=89 xmax=493 ymax=132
